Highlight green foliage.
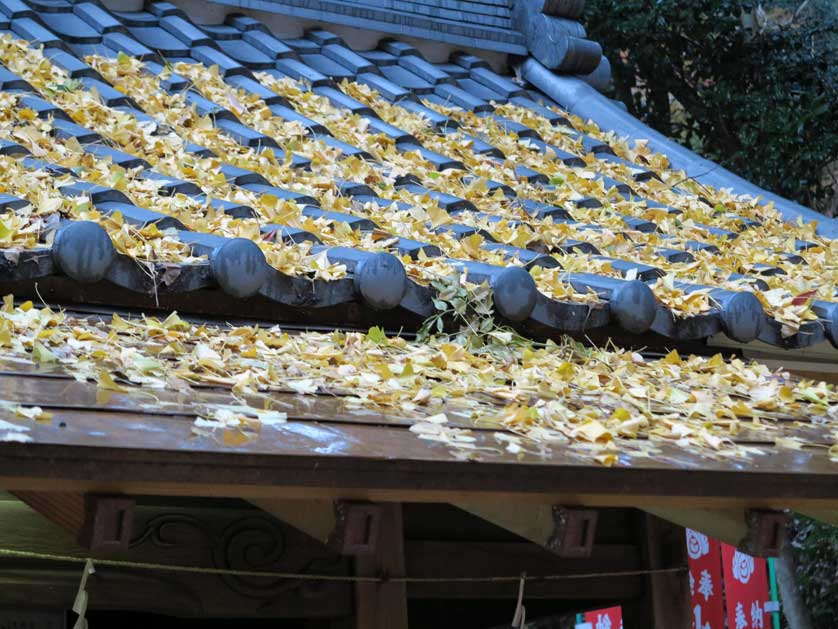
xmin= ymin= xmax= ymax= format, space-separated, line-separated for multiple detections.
xmin=45 ymin=78 xmax=83 ymax=95
xmin=789 ymin=515 xmax=838 ymax=628
xmin=365 ymin=326 xmax=388 ymax=345
xmin=417 ymin=272 xmax=528 ymax=355
xmin=585 ymin=0 xmax=838 ymax=212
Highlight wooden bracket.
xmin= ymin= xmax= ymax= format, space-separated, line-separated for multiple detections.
xmin=643 ymin=506 xmax=790 ymax=558
xmin=11 ymin=491 xmax=135 ymax=552
xmin=739 ymin=509 xmax=790 ymax=558
xmin=330 ymin=501 xmax=382 ymax=556
xmin=250 ymin=498 xmax=382 ymax=556
xmin=642 ymin=506 xmax=747 ymax=548
xmin=548 ymin=507 xmax=598 ymax=558
xmin=78 ymin=495 xmax=135 ymax=552
xmin=454 ymin=501 xmax=598 ymax=557
xmin=11 ymin=490 xmax=85 ymax=537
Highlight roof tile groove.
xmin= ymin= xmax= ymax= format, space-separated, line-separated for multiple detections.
xmin=0 ymin=4 xmax=833 ymax=353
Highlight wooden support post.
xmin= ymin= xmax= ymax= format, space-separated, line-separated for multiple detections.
xmin=638 ymin=513 xmax=691 ymax=629
xmin=354 ymin=502 xmax=408 ymax=629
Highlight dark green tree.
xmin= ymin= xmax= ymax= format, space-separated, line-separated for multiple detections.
xmin=584 ymin=5 xmax=838 ymax=626
xmin=585 ymin=0 xmax=837 ymax=214
xmin=784 ymin=516 xmax=838 ymax=629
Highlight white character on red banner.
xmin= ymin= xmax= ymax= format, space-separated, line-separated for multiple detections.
xmin=735 ymin=602 xmax=748 ymax=629
xmin=690 ymin=571 xmax=695 ymax=595
xmin=751 ymin=601 xmax=764 ymax=628
xmin=694 ymin=604 xmax=711 ymax=629
xmin=732 ymin=549 xmax=755 ymax=584
xmin=698 ymin=569 xmax=713 ymax=601
xmin=687 ymin=529 xmax=711 ymax=559
xmin=595 ymin=613 xmax=612 ymax=629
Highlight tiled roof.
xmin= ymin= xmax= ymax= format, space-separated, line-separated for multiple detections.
xmin=0 ymin=0 xmax=836 ymax=352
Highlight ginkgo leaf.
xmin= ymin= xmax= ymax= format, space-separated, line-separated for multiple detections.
xmin=97 ymin=370 xmax=128 ymax=393
xmin=31 ymin=342 xmax=58 ymax=363
xmin=366 ymin=326 xmax=387 ymax=344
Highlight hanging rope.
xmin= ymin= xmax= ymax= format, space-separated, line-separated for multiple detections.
xmin=0 ymin=547 xmax=686 ymax=584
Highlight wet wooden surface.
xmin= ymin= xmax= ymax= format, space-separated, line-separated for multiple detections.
xmin=0 ymin=363 xmax=836 ymax=507
xmin=0 ymin=368 xmax=831 ymax=441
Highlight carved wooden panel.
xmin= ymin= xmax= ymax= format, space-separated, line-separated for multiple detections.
xmin=0 ymin=496 xmax=352 ymax=618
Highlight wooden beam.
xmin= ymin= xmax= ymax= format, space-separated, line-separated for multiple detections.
xmin=799 ymin=509 xmax=838 ymax=527
xmin=1 ymin=370 xmax=837 ymax=511
xmin=354 ymin=503 xmax=408 ymax=629
xmin=7 ymin=477 xmax=838 ymax=511
xmin=642 ymin=507 xmax=747 ymax=547
xmin=639 ymin=514 xmax=691 ymax=629
xmin=739 ymin=509 xmax=790 ymax=557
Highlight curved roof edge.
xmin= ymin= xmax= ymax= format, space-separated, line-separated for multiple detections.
xmin=205 ymin=0 xmax=527 ymax=55
xmin=522 ymin=57 xmax=838 ymax=239
xmin=201 ymin=0 xmax=614 ymax=91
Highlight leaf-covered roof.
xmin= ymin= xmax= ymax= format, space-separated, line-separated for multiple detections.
xmin=0 ymin=1 xmax=836 ymax=487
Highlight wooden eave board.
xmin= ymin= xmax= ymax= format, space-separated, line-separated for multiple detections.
xmin=0 ymin=366 xmax=836 ymax=509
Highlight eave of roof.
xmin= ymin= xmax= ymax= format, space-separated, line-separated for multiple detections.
xmin=1 ymin=373 xmax=836 ymax=510
xmin=0 ymin=302 xmax=835 ymax=499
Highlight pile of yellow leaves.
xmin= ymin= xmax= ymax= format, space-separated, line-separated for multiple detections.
xmin=650 ymin=274 xmax=713 ymax=316
xmin=1 ymin=296 xmax=837 ymax=466
xmin=757 ymin=288 xmax=821 ymax=337
xmin=0 ymin=206 xmax=45 ymax=249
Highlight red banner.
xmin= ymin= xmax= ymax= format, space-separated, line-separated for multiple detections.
xmin=583 ymin=605 xmax=622 ymax=629
xmin=686 ymin=529 xmax=725 ymax=629
xmin=721 ymin=543 xmax=770 ymax=629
